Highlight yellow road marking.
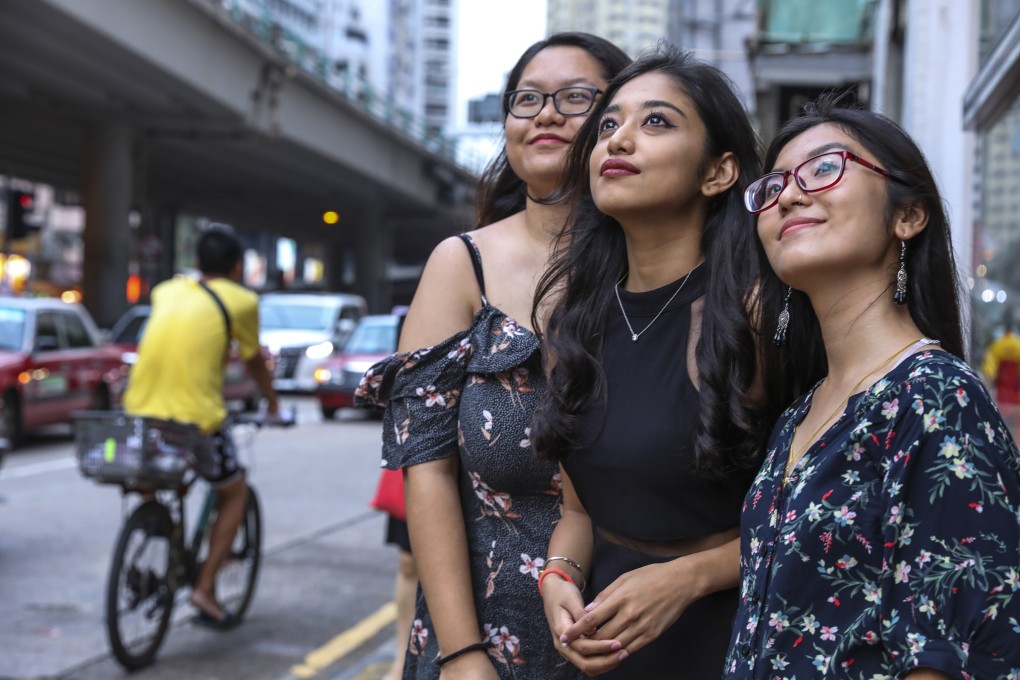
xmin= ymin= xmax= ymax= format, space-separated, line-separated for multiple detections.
xmin=290 ymin=602 xmax=396 ymax=679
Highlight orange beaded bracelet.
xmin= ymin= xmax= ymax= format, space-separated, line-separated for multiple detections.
xmin=538 ymin=567 xmax=576 ymax=595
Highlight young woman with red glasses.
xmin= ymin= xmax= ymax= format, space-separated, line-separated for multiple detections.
xmin=724 ymin=96 xmax=1020 ymax=679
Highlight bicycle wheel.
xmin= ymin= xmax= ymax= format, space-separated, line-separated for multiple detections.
xmin=194 ymin=485 xmax=262 ymax=626
xmin=106 ymin=500 xmax=176 ymax=670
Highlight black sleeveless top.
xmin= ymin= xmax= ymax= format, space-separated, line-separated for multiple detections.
xmin=564 ymin=263 xmax=748 ymax=541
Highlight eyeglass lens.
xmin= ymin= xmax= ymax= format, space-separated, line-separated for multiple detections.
xmin=508 ymin=87 xmax=598 ymax=117
xmin=746 ymin=152 xmax=847 ymax=212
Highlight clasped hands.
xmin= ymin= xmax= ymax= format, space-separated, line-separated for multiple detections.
xmin=542 ymin=560 xmax=696 ymax=677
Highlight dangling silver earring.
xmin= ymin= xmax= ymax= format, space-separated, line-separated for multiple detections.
xmin=893 ymin=240 xmax=908 ymax=305
xmin=774 ymin=287 xmax=792 ymax=346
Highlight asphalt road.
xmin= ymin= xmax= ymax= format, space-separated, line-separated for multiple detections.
xmin=0 ymin=397 xmax=402 ymax=680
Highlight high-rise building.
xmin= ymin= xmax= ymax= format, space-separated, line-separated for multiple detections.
xmin=228 ymin=0 xmax=372 ymax=96
xmin=382 ymin=0 xmax=456 ymax=138
xmin=665 ymin=0 xmax=756 ymax=111
xmin=965 ymin=1 xmax=1020 ymax=353
xmin=547 ymin=0 xmax=669 ymax=59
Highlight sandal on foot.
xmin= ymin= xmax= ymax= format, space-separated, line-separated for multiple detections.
xmin=193 ymin=609 xmax=238 ymax=630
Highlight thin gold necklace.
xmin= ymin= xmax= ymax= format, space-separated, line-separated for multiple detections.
xmin=783 ymin=337 xmax=938 ymax=485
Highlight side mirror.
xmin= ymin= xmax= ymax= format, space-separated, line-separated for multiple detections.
xmin=335 ymin=318 xmax=356 ymax=337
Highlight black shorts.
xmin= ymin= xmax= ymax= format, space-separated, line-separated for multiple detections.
xmin=385 ymin=516 xmax=411 ymax=554
xmin=202 ymin=429 xmax=245 ymax=488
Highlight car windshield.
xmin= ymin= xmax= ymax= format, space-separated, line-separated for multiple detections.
xmin=0 ymin=307 xmax=26 ymax=351
xmin=259 ymin=300 xmax=336 ymax=332
xmin=111 ymin=314 xmax=148 ymax=344
xmin=344 ymin=319 xmax=398 ymax=354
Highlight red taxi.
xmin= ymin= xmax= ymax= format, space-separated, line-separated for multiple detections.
xmin=313 ymin=312 xmax=405 ymax=420
xmin=0 ymin=297 xmax=128 ymax=448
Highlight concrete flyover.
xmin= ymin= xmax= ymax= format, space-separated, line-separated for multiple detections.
xmin=0 ymin=0 xmax=478 ymax=324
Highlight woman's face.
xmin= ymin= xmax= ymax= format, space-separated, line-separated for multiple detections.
xmin=504 ymin=46 xmax=608 ymax=197
xmin=756 ymin=123 xmax=898 ymax=290
xmin=588 ymin=71 xmax=711 ymax=223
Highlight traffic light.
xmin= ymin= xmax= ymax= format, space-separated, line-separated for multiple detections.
xmin=8 ymin=190 xmax=35 ymax=240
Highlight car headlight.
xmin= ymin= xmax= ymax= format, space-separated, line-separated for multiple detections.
xmin=305 ymin=341 xmax=334 ymax=360
xmin=313 ymin=367 xmax=332 ymax=384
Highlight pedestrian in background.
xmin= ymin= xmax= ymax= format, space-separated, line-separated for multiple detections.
xmin=368 ymin=467 xmax=418 ymax=680
xmin=982 ymin=306 xmax=1020 ymax=433
xmin=725 ymin=96 xmax=1020 ymax=678
xmin=532 ymin=47 xmax=772 ymax=678
xmin=356 ymin=33 xmax=630 ymax=679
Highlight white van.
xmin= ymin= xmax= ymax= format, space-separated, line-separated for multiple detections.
xmin=259 ymin=292 xmax=367 ymax=392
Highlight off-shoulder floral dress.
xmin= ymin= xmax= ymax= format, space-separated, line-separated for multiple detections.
xmin=355 ymin=234 xmax=572 ymax=680
xmin=725 ymin=348 xmax=1020 ymax=679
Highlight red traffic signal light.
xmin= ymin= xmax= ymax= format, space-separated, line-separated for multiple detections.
xmin=8 ymin=190 xmax=36 ymax=240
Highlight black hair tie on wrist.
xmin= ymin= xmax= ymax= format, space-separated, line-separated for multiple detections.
xmin=436 ymin=641 xmax=489 ymax=667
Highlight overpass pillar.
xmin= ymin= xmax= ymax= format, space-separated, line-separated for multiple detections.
xmin=82 ymin=123 xmax=133 ymax=328
xmin=354 ymin=209 xmax=392 ymax=313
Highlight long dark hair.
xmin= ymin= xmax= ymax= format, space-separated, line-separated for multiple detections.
xmin=475 ymin=33 xmax=632 ymax=226
xmin=757 ymin=95 xmax=965 ymax=403
xmin=531 ymin=46 xmax=767 ymax=477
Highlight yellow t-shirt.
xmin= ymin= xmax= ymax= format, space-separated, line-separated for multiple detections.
xmin=124 ymin=275 xmax=260 ymax=433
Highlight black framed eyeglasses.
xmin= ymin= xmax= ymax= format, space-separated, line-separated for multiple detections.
xmin=743 ymin=150 xmax=903 ymax=214
xmin=505 ymin=86 xmax=603 ymax=119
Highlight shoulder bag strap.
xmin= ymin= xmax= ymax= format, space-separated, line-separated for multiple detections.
xmin=197 ymin=279 xmax=232 ymax=360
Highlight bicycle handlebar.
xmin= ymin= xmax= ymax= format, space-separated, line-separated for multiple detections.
xmin=229 ymin=406 xmax=297 ymax=429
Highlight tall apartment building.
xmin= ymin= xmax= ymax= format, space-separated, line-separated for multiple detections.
xmin=665 ymin=0 xmax=756 ymax=111
xmin=229 ymin=0 xmax=372 ymax=95
xmin=965 ymin=1 xmax=1020 ymax=351
xmin=228 ymin=0 xmax=456 ymax=141
xmin=382 ymin=0 xmax=456 ymax=137
xmin=547 ymin=0 xmax=669 ymax=58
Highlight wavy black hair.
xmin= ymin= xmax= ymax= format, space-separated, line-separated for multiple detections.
xmin=756 ymin=95 xmax=965 ymax=404
xmin=531 ymin=46 xmax=768 ymax=478
xmin=475 ymin=33 xmax=632 ymax=226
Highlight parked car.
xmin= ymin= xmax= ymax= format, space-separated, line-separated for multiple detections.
xmin=259 ymin=292 xmax=366 ymax=392
xmin=107 ymin=305 xmax=264 ymax=412
xmin=313 ymin=311 xmax=405 ymax=419
xmin=0 ymin=297 xmax=128 ymax=448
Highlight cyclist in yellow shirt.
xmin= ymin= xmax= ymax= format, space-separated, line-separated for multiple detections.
xmin=124 ymin=226 xmax=279 ymax=627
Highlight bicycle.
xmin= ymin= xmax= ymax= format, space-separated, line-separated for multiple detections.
xmin=75 ymin=409 xmax=293 ymax=670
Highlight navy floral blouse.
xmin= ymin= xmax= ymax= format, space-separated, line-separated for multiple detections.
xmin=355 ymin=236 xmax=571 ymax=680
xmin=725 ymin=349 xmax=1020 ymax=679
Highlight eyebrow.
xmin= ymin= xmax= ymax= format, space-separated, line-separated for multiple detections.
xmin=601 ymin=99 xmax=687 ymax=117
xmin=517 ymin=77 xmax=594 ymax=89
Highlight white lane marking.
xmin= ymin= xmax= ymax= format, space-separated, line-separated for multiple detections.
xmin=1 ymin=457 xmax=76 ymax=479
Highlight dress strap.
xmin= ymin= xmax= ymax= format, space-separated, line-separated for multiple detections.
xmin=457 ymin=233 xmax=488 ymax=306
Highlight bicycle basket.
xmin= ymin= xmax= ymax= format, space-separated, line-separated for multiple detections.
xmin=74 ymin=411 xmax=217 ymax=489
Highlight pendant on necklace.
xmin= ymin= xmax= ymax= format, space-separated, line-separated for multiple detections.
xmin=631 ymin=334 xmax=638 ymax=342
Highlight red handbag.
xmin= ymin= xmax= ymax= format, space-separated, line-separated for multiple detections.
xmin=369 ymin=467 xmax=406 ymax=521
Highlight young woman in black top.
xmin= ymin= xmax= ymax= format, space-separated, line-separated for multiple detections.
xmin=532 ymin=47 xmax=777 ymax=678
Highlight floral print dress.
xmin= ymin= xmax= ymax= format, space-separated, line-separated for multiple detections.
xmin=355 ymin=234 xmax=573 ymax=680
xmin=725 ymin=349 xmax=1020 ymax=679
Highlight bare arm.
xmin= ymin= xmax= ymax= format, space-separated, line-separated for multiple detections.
xmin=541 ymin=466 xmax=623 ymax=675
xmin=397 ymin=236 xmax=496 ymax=678
xmin=244 ymin=353 xmax=279 ymax=415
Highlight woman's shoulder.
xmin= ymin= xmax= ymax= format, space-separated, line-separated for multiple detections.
xmin=865 ymin=349 xmax=993 ymax=417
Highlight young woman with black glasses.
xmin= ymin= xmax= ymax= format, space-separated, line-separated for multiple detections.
xmin=357 ymin=33 xmax=630 ymax=680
